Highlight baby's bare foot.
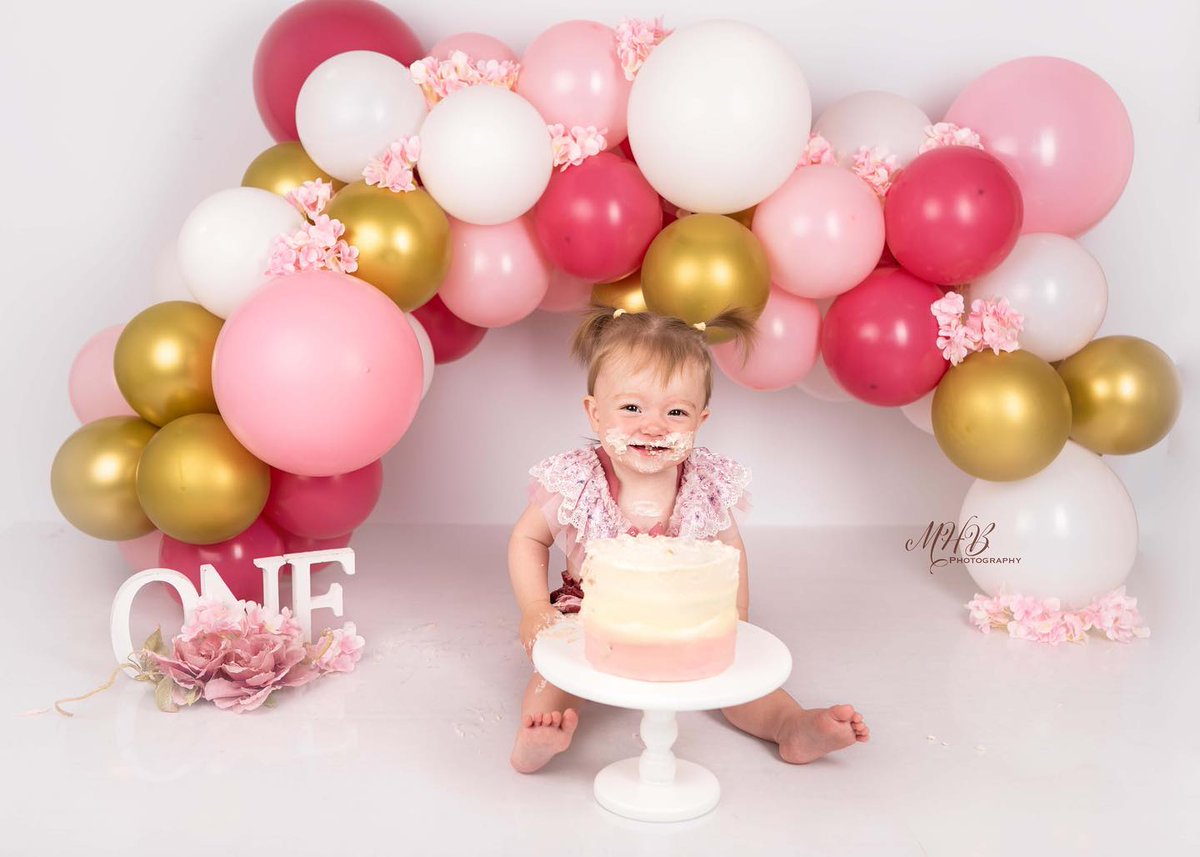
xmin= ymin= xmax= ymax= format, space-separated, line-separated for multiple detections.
xmin=776 ymin=704 xmax=869 ymax=765
xmin=510 ymin=708 xmax=579 ymax=774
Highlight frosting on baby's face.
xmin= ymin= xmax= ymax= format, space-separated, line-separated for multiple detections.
xmin=584 ymin=352 xmax=710 ymax=477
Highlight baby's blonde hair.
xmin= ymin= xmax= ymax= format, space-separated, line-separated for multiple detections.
xmin=570 ymin=305 xmax=758 ymax=407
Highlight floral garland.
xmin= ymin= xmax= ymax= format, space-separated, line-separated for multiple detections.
xmin=931 ymin=290 xmax=1024 ymax=365
xmin=363 ymin=136 xmax=422 ymax=192
xmin=266 ymin=179 xmax=359 ymax=276
xmin=409 ymin=50 xmax=521 ymax=107
xmin=966 ymin=586 xmax=1149 ymax=645
xmin=614 ymin=16 xmax=673 ymax=80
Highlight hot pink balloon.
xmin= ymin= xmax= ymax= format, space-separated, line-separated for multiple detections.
xmin=252 ymin=0 xmax=423 ymax=142
xmin=411 ymin=295 xmax=487 ymax=364
xmin=533 ymin=152 xmax=662 ymax=282
xmin=160 ymin=517 xmax=286 ymax=603
xmin=429 ymin=32 xmax=518 ymax=62
xmin=516 ymin=20 xmax=631 ymax=145
xmin=69 ymin=324 xmax=137 ymax=423
xmin=213 ymin=271 xmax=423 ymax=476
xmin=281 ymin=531 xmax=354 ymax=573
xmin=945 ymin=56 xmax=1133 ymax=237
xmin=821 ymin=267 xmax=948 ymax=407
xmin=118 ymin=529 xmax=163 ymax=573
xmin=713 ymin=287 xmax=821 ymax=391
xmin=753 ymin=165 xmax=886 ymax=299
xmin=438 ymin=217 xmax=551 ymax=328
xmin=884 ymin=146 xmax=1023 ymax=285
xmin=264 ymin=460 xmax=383 ymax=540
xmin=540 ymin=268 xmax=595 ymax=314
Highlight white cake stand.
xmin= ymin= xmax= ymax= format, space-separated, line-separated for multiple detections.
xmin=532 ymin=618 xmax=793 ymax=823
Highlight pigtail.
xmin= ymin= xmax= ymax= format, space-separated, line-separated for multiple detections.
xmin=702 ymin=305 xmax=761 ymax=368
xmin=570 ymin=303 xmax=621 ymax=367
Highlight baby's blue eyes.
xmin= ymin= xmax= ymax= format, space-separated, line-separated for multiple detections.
xmin=621 ymin=404 xmax=688 ymax=417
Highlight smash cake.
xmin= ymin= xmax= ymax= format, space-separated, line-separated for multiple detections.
xmin=579 ymin=534 xmax=741 ymax=681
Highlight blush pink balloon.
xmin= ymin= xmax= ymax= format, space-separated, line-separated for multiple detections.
xmin=753 ymin=165 xmax=886 ymax=299
xmin=821 ymin=267 xmax=948 ymax=407
xmin=713 ymin=287 xmax=821 ymax=391
xmin=429 ymin=32 xmax=518 ymax=62
xmin=213 ymin=271 xmax=423 ymax=476
xmin=264 ymin=461 xmax=383 ymax=540
xmin=281 ymin=531 xmax=354 ymax=574
xmin=438 ymin=217 xmax=551 ymax=328
xmin=539 ymin=268 xmax=595 ymax=314
xmin=516 ymin=20 xmax=631 ymax=145
xmin=945 ymin=56 xmax=1134 ymax=237
xmin=160 ymin=516 xmax=286 ymax=603
xmin=118 ymin=529 xmax=164 ymax=573
xmin=69 ymin=325 xmax=137 ymax=423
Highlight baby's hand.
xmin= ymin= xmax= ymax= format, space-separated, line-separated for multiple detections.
xmin=520 ymin=603 xmax=563 ymax=661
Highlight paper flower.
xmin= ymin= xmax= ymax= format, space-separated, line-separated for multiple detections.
xmin=931 ymin=291 xmax=1023 ymax=365
xmin=614 ymin=17 xmax=672 ymax=81
xmin=919 ymin=122 xmax=984 ymax=154
xmin=266 ymin=214 xmax=358 ymax=276
xmin=965 ymin=586 xmax=1149 ymax=645
xmin=548 ymin=124 xmax=608 ymax=171
xmin=799 ymin=132 xmax=838 ymax=167
xmin=409 ymin=50 xmax=520 ymax=106
xmin=285 ymin=178 xmax=333 ymax=218
xmin=852 ymin=145 xmax=900 ymax=196
xmin=363 ymin=136 xmax=421 ymax=193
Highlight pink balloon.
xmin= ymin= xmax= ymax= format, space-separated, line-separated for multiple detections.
xmin=533 ymin=152 xmax=662 ymax=281
xmin=213 ymin=271 xmax=423 ymax=476
xmin=884 ymin=146 xmax=1023 ymax=285
xmin=411 ymin=295 xmax=488 ymax=364
xmin=69 ymin=325 xmax=136 ymax=423
xmin=429 ymin=32 xmax=518 ymax=63
xmin=821 ymin=267 xmax=948 ymax=407
xmin=438 ymin=217 xmax=551 ymax=327
xmin=281 ymin=530 xmax=354 ymax=573
xmin=713 ymin=287 xmax=821 ymax=391
xmin=753 ymin=165 xmax=886 ymax=299
xmin=945 ymin=56 xmax=1133 ymax=237
xmin=264 ymin=461 xmax=383 ymax=540
xmin=516 ymin=20 xmax=631 ymax=145
xmin=539 ymin=268 xmax=595 ymax=314
xmin=118 ymin=529 xmax=164 ymax=573
xmin=160 ymin=517 xmax=286 ymax=603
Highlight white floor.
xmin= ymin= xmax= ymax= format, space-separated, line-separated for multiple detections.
xmin=3 ymin=522 xmax=1195 ymax=856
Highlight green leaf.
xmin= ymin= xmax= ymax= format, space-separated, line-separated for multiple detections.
xmin=155 ymin=677 xmax=180 ymax=713
xmin=143 ymin=626 xmax=168 ymax=656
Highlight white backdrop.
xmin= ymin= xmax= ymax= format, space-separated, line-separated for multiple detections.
xmin=2 ymin=0 xmax=1196 ymax=533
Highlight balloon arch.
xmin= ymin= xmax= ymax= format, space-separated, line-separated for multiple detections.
xmin=53 ymin=0 xmax=1179 ymax=645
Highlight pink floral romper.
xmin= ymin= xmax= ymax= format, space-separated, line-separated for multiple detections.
xmin=527 ymin=443 xmax=752 ymax=614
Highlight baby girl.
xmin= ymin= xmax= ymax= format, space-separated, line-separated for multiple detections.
xmin=508 ymin=305 xmax=870 ymax=774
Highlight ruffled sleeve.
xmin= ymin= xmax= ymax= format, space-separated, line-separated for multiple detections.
xmin=527 ymin=446 xmax=606 ymax=573
xmin=674 ymin=447 xmax=752 ymax=540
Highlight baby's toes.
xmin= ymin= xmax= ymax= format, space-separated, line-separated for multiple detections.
xmin=829 ymin=704 xmax=857 ymax=722
xmin=549 ymin=710 xmax=562 ymax=726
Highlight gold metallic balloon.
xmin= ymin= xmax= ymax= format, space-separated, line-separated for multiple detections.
xmin=592 ymin=271 xmax=649 ymax=315
xmin=51 ymin=416 xmax=157 ymax=540
xmin=325 ymin=182 xmax=452 ymax=311
xmin=640 ymin=213 xmax=770 ymax=344
xmin=241 ymin=142 xmax=343 ymax=198
xmin=114 ymin=301 xmax=223 ymax=427
xmin=136 ymin=413 xmax=270 ymax=545
xmin=932 ymin=349 xmax=1073 ymax=481
xmin=1057 ymin=335 xmax=1182 ymax=454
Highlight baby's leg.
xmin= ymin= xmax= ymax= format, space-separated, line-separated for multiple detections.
xmin=510 ymin=671 xmax=583 ymax=774
xmin=721 ymin=687 xmax=870 ymax=764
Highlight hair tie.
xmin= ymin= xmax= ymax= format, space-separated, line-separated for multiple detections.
xmin=612 ymin=308 xmax=626 ymax=318
xmin=693 ymin=321 xmax=706 ymax=332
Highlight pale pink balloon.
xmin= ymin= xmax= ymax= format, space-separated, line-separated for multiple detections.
xmin=69 ymin=325 xmax=137 ymax=423
xmin=753 ymin=165 xmax=885 ymax=299
xmin=429 ymin=32 xmax=518 ymax=63
xmin=516 ymin=20 xmax=631 ymax=145
xmin=118 ymin=529 xmax=164 ymax=573
xmin=713 ymin=287 xmax=821 ymax=391
xmin=539 ymin=268 xmax=594 ymax=314
xmin=438 ymin=217 xmax=551 ymax=327
xmin=945 ymin=56 xmax=1134 ymax=237
xmin=213 ymin=270 xmax=424 ymax=477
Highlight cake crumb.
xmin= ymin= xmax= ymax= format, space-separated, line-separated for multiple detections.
xmin=926 ymin=735 xmax=937 ymax=742
xmin=975 ymin=745 xmax=987 ymax=754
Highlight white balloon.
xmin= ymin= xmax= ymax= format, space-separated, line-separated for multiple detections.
xmin=814 ymin=90 xmax=931 ymax=168
xmin=900 ymin=390 xmax=935 ymax=434
xmin=296 ymin=50 xmax=428 ymax=183
xmin=958 ymin=441 xmax=1138 ymax=607
xmin=797 ymin=354 xmax=852 ymax=403
xmin=966 ymin=234 xmax=1108 ymax=363
xmin=151 ymin=241 xmax=194 ymax=303
xmin=177 ymin=187 xmax=303 ymax=318
xmin=627 ymin=20 xmax=811 ymax=213
xmin=405 ymin=313 xmax=435 ymax=399
xmin=417 ymin=86 xmax=553 ymax=225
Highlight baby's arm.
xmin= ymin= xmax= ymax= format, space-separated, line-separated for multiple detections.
xmin=508 ymin=502 xmax=562 ymax=658
xmin=717 ymin=518 xmax=750 ymax=623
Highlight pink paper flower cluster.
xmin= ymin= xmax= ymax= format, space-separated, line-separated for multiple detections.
xmin=409 ymin=50 xmax=520 ymax=106
xmin=966 ymin=586 xmax=1150 ymax=645
xmin=799 ymin=132 xmax=837 ymax=167
xmin=852 ymin=145 xmax=900 ymax=196
xmin=549 ymin=124 xmax=608 ymax=171
xmin=143 ymin=596 xmax=365 ymax=713
xmin=267 ymin=180 xmax=358 ymax=276
xmin=919 ymin=122 xmax=984 ymax=154
xmin=363 ymin=136 xmax=421 ymax=193
xmin=614 ymin=17 xmax=673 ymax=81
xmin=930 ymin=290 xmax=1024 ymax=365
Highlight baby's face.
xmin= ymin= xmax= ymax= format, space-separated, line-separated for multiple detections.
xmin=584 ymin=351 xmax=710 ymax=476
